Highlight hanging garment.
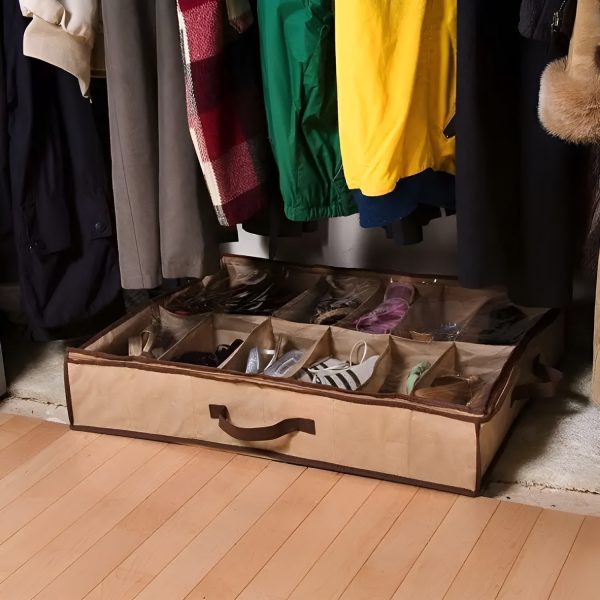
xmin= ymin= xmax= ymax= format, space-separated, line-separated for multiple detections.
xmin=0 ymin=16 xmax=16 ymax=284
xmin=539 ymin=0 xmax=600 ymax=144
xmin=355 ymin=170 xmax=454 ymax=248
xmin=354 ymin=170 xmax=455 ymax=228
xmin=384 ymin=206 xmax=455 ymax=247
xmin=177 ymin=0 xmax=279 ymax=227
xmin=257 ymin=0 xmax=356 ymax=222
xmin=18 ymin=0 xmax=102 ymax=97
xmin=456 ymin=0 xmax=582 ymax=308
xmin=519 ymin=0 xmax=577 ymax=42
xmin=102 ymin=0 xmax=223 ymax=290
xmin=242 ymin=200 xmax=319 ymax=239
xmin=537 ymin=0 xmax=600 ymax=274
xmin=335 ymin=0 xmax=456 ymax=197
xmin=0 ymin=0 xmax=122 ymax=340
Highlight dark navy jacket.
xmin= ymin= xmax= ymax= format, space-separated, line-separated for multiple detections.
xmin=0 ymin=0 xmax=122 ymax=339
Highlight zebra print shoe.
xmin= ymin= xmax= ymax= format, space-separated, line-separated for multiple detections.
xmin=298 ymin=342 xmax=378 ymax=391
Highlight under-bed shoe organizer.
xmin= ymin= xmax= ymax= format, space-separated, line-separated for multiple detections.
xmin=65 ymin=255 xmax=564 ymax=494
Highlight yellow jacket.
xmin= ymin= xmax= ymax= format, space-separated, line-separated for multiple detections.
xmin=335 ymin=0 xmax=456 ymax=196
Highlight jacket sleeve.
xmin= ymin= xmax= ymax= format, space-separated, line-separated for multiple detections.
xmin=19 ymin=0 xmax=99 ymax=97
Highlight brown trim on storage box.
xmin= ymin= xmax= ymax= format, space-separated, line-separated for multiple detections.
xmin=64 ymin=351 xmax=75 ymax=425
xmin=68 ymin=422 xmax=480 ymax=496
xmin=475 ymin=421 xmax=482 ymax=489
xmin=220 ymin=253 xmax=461 ymax=286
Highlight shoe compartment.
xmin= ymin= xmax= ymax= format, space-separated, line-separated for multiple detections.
xmin=379 ymin=338 xmax=453 ymax=395
xmin=344 ymin=280 xmax=416 ymax=334
xmin=296 ymin=327 xmax=391 ymax=394
xmin=407 ymin=342 xmax=514 ymax=412
xmin=85 ymin=305 xmax=210 ymax=358
xmin=162 ymin=271 xmax=232 ymax=316
xmin=221 ymin=318 xmax=329 ymax=377
xmin=455 ymin=295 xmax=546 ymax=345
xmin=162 ymin=257 xmax=323 ymax=319
xmin=160 ymin=313 xmax=267 ymax=367
xmin=395 ymin=284 xmax=497 ymax=341
xmin=85 ymin=305 xmax=156 ymax=356
xmin=220 ymin=256 xmax=322 ymax=316
xmin=274 ymin=274 xmax=383 ymax=326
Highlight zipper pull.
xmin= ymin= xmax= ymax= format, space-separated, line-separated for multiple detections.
xmin=551 ymin=0 xmax=567 ymax=44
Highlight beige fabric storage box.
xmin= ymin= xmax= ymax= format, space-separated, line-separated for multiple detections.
xmin=66 ymin=256 xmax=564 ymax=495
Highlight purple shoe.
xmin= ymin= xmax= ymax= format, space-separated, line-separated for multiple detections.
xmin=354 ymin=283 xmax=414 ymax=334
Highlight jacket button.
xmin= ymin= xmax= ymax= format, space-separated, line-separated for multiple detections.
xmin=94 ymin=221 xmax=107 ymax=233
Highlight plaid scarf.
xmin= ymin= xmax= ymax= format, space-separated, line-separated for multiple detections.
xmin=177 ymin=0 xmax=274 ymax=227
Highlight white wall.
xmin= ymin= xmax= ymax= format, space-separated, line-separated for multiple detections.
xmin=223 ymin=213 xmax=458 ymax=277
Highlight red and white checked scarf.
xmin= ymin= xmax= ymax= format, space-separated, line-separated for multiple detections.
xmin=177 ymin=0 xmax=275 ymax=226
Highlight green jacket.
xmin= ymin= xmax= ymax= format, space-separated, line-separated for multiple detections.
xmin=257 ymin=0 xmax=356 ymax=222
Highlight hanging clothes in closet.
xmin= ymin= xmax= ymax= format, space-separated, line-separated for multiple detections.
xmin=177 ymin=0 xmax=280 ymax=228
xmin=455 ymin=0 xmax=581 ymax=308
xmin=101 ymin=0 xmax=226 ymax=290
xmin=0 ymin=0 xmax=123 ymax=340
xmin=0 ymin=5 xmax=15 ymax=285
xmin=19 ymin=0 xmax=101 ymax=97
xmin=537 ymin=0 xmax=595 ymax=274
xmin=257 ymin=0 xmax=356 ymax=222
xmin=335 ymin=0 xmax=457 ymax=244
xmin=533 ymin=0 xmax=600 ymax=403
xmin=176 ymin=0 xmax=318 ymax=248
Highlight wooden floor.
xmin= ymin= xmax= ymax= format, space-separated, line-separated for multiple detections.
xmin=0 ymin=416 xmax=598 ymax=600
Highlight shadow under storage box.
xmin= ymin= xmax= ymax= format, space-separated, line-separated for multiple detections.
xmin=65 ymin=255 xmax=564 ymax=495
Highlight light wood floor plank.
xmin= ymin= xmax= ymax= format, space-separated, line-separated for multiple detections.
xmin=289 ymin=481 xmax=418 ymax=600
xmin=550 ymin=516 xmax=600 ymax=600
xmin=0 ymin=438 xmax=162 ymax=582
xmin=340 ymin=488 xmax=456 ymax=600
xmin=497 ymin=509 xmax=583 ymax=600
xmin=0 ymin=414 xmax=15 ymax=427
xmin=0 ymin=429 xmax=23 ymax=452
xmin=238 ymin=474 xmax=379 ymax=600
xmin=0 ymin=417 xmax=42 ymax=453
xmin=393 ymin=496 xmax=500 ymax=600
xmin=0 ymin=434 xmax=130 ymax=545
xmin=187 ymin=468 xmax=340 ymax=600
xmin=0 ymin=443 xmax=196 ymax=600
xmin=0 ymin=415 xmax=42 ymax=435
xmin=0 ymin=429 xmax=97 ymax=510
xmin=0 ymin=420 xmax=66 ymax=479
xmin=35 ymin=447 xmax=234 ymax=600
xmin=84 ymin=454 xmax=269 ymax=600
xmin=444 ymin=501 xmax=542 ymax=600
xmin=136 ymin=461 xmax=304 ymax=600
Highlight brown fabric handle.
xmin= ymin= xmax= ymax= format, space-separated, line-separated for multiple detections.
xmin=209 ymin=404 xmax=316 ymax=441
xmin=512 ymin=356 xmax=563 ymax=404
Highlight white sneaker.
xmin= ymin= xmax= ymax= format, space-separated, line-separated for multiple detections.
xmin=299 ymin=342 xmax=379 ymax=391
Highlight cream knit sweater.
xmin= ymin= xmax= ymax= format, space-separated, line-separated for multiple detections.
xmin=19 ymin=0 xmax=102 ymax=97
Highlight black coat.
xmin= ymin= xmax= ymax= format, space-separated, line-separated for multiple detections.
xmin=456 ymin=0 xmax=583 ymax=307
xmin=519 ymin=0 xmax=577 ymax=42
xmin=0 ymin=0 xmax=123 ymax=339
